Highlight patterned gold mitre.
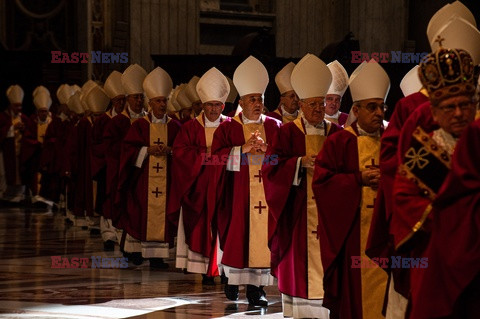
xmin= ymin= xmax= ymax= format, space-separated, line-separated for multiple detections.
xmin=418 ymin=46 xmax=475 ymax=105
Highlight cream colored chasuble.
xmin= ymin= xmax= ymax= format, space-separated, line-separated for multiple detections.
xmin=345 ymin=125 xmax=387 ymax=319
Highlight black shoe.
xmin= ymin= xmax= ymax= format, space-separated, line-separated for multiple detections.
xmin=220 ymin=273 xmax=228 ymax=284
xmin=149 ymin=258 xmax=169 ymax=269
xmin=224 ymin=284 xmax=239 ymax=301
xmin=202 ymin=274 xmax=215 ymax=285
xmin=246 ymin=285 xmax=268 ymax=307
xmin=130 ymin=252 xmax=144 ymax=265
xmin=103 ymin=240 xmax=115 ymax=251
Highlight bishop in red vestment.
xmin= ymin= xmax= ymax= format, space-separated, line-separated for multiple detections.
xmin=266 ymin=62 xmax=299 ymax=124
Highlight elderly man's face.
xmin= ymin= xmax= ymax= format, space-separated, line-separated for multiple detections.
xmin=299 ymin=97 xmax=326 ymax=126
xmin=353 ymin=98 xmax=385 ymax=133
xmin=127 ymin=93 xmax=144 ymax=114
xmin=280 ymin=90 xmax=299 ymax=114
xmin=112 ymin=95 xmax=126 ymax=114
xmin=203 ymin=101 xmax=224 ymax=122
xmin=149 ymin=96 xmax=167 ymax=119
xmin=325 ymin=94 xmax=342 ymax=116
xmin=9 ymin=103 xmax=22 ymax=115
xmin=431 ymin=95 xmax=477 ymax=138
xmin=37 ymin=109 xmax=49 ymax=121
xmin=239 ymin=93 xmax=264 ymax=121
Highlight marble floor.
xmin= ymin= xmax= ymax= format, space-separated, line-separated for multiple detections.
xmin=0 ymin=203 xmax=283 ymax=319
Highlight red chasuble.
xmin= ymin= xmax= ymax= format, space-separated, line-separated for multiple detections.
xmin=325 ymin=112 xmax=348 ymax=127
xmin=409 ymin=119 xmax=480 ymax=319
xmin=312 ymin=122 xmax=387 ymax=319
xmin=210 ymin=113 xmax=281 ymax=269
xmin=169 ymin=114 xmax=226 ymax=261
xmin=263 ymin=118 xmax=341 ymax=299
xmin=117 ymin=114 xmax=181 ymax=245
xmin=366 ymin=91 xmax=429 ymax=298
xmin=103 ymin=111 xmax=139 ymax=227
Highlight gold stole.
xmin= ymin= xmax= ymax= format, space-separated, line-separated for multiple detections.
xmin=476 ymin=109 xmax=480 ymax=120
xmin=196 ymin=114 xmax=216 ymax=151
xmin=146 ymin=116 xmax=169 ymax=241
xmin=234 ymin=115 xmax=270 ymax=268
xmin=326 ymin=117 xmax=339 ymax=125
xmin=122 ymin=110 xmax=141 ymax=124
xmin=294 ymin=118 xmax=326 ymax=298
xmin=345 ymin=126 xmax=387 ymax=319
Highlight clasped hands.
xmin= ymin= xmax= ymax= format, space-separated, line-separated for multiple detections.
xmin=147 ymin=144 xmax=171 ymax=157
xmin=362 ymin=168 xmax=380 ymax=190
xmin=242 ymin=130 xmax=268 ymax=153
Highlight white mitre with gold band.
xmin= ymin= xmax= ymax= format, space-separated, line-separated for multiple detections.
xmin=143 ymin=66 xmax=173 ymax=100
xmin=326 ymin=60 xmax=349 ymax=97
xmin=104 ymin=71 xmax=125 ymax=99
xmin=291 ymin=53 xmax=331 ymax=99
xmin=196 ymin=67 xmax=230 ymax=104
xmin=122 ymin=64 xmax=148 ymax=95
xmin=275 ymin=62 xmax=295 ymax=94
xmin=349 ymin=60 xmax=390 ymax=102
xmin=84 ymin=86 xmax=110 ymax=113
xmin=33 ymin=92 xmax=52 ymax=110
xmin=233 ymin=55 xmax=269 ymax=96
xmin=430 ymin=16 xmax=480 ymax=64
xmin=6 ymin=85 xmax=24 ymax=104
xmin=427 ymin=1 xmax=476 ymax=44
xmin=185 ymin=76 xmax=201 ymax=104
xmin=400 ymin=65 xmax=422 ymax=97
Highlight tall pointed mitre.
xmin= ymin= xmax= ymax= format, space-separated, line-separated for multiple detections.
xmin=67 ymin=91 xmax=86 ymax=114
xmin=104 ymin=71 xmax=125 ymax=99
xmin=84 ymin=86 xmax=110 ymax=113
xmin=6 ymin=85 xmax=24 ymax=104
xmin=56 ymin=84 xmax=75 ymax=105
xmin=290 ymin=53 xmax=332 ymax=99
xmin=275 ymin=62 xmax=295 ymax=94
xmin=185 ymin=76 xmax=201 ymax=103
xmin=430 ymin=16 xmax=480 ymax=64
xmin=233 ymin=55 xmax=269 ymax=97
xmin=122 ymin=64 xmax=147 ymax=95
xmin=349 ymin=60 xmax=390 ymax=102
xmin=33 ymin=85 xmax=50 ymax=98
xmin=143 ymin=67 xmax=173 ymax=99
xmin=196 ymin=67 xmax=230 ymax=104
xmin=400 ymin=65 xmax=422 ymax=97
xmin=225 ymin=76 xmax=238 ymax=103
xmin=176 ymin=85 xmax=192 ymax=109
xmin=326 ymin=60 xmax=349 ymax=97
xmin=427 ymin=1 xmax=476 ymax=44
xmin=33 ymin=92 xmax=52 ymax=110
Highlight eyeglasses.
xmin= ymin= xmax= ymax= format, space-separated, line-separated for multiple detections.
xmin=436 ymin=100 xmax=477 ymax=114
xmin=303 ymin=100 xmax=326 ymax=109
xmin=361 ymin=102 xmax=387 ymax=113
xmin=244 ymin=96 xmax=263 ymax=104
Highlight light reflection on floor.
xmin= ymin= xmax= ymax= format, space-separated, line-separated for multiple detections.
xmin=0 ymin=205 xmax=283 ymax=318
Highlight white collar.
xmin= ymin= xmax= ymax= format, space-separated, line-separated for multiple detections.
xmin=281 ymin=105 xmax=298 ymax=117
xmin=59 ymin=112 xmax=68 ymax=121
xmin=128 ymin=105 xmax=145 ymax=119
xmin=204 ymin=114 xmax=225 ymax=128
xmin=357 ymin=123 xmax=381 ymax=137
xmin=242 ymin=113 xmax=264 ymax=124
xmin=111 ymin=108 xmax=118 ymax=117
xmin=325 ymin=110 xmax=340 ymax=119
xmin=151 ymin=113 xmax=167 ymax=124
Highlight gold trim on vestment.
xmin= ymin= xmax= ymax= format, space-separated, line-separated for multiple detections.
xmin=146 ymin=119 xmax=168 ymax=242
